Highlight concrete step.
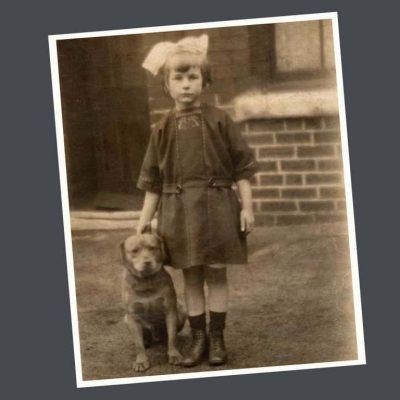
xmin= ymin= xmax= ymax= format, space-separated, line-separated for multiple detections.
xmin=70 ymin=210 xmax=145 ymax=231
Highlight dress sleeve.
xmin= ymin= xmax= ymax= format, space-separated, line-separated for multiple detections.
xmin=136 ymin=128 xmax=163 ymax=194
xmin=224 ymin=113 xmax=259 ymax=181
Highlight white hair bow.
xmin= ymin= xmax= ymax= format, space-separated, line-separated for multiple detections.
xmin=142 ymin=34 xmax=209 ymax=76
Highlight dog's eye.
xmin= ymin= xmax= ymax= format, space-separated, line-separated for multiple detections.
xmin=130 ymin=249 xmax=138 ymax=254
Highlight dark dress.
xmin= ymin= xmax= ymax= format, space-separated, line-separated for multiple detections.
xmin=137 ymin=103 xmax=258 ymax=269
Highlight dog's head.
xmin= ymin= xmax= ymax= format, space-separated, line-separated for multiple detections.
xmin=121 ymin=233 xmax=166 ymax=279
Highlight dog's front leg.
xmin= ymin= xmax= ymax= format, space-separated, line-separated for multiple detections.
xmin=165 ymin=306 xmax=183 ymax=365
xmin=124 ymin=314 xmax=150 ymax=372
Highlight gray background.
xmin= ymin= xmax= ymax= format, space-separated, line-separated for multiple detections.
xmin=2 ymin=0 xmax=398 ymax=398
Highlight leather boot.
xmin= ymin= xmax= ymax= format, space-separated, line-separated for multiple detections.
xmin=182 ymin=329 xmax=207 ymax=367
xmin=208 ymin=330 xmax=227 ymax=366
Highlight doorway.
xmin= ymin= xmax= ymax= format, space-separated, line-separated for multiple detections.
xmin=57 ymin=34 xmax=150 ymax=211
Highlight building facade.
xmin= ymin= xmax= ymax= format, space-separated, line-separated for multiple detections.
xmin=58 ymin=19 xmax=346 ymax=225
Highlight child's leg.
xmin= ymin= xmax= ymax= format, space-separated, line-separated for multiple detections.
xmin=182 ymin=265 xmax=205 ymax=317
xmin=181 ymin=265 xmax=207 ymax=367
xmin=204 ymin=265 xmax=228 ymax=365
xmin=204 ymin=265 xmax=228 ymax=313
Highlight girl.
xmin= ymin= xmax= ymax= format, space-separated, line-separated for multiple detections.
xmin=136 ymin=34 xmax=258 ymax=367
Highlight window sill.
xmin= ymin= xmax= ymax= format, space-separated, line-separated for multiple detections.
xmin=233 ymin=83 xmax=339 ymax=122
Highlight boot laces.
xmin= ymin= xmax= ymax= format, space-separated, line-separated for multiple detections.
xmin=210 ymin=331 xmax=224 ymax=350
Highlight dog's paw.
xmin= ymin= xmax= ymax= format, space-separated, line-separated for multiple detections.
xmin=134 ymin=356 xmax=150 ymax=372
xmin=168 ymin=349 xmax=183 ymax=365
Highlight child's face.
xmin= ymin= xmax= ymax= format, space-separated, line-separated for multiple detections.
xmin=165 ymin=54 xmax=203 ymax=110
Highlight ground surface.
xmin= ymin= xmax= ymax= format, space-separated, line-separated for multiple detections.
xmin=71 ymin=222 xmax=358 ymax=381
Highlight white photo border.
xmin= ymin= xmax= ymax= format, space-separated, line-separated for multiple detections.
xmin=48 ymin=11 xmax=366 ymax=388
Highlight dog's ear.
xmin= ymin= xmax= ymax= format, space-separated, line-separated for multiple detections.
xmin=120 ymin=241 xmax=127 ymax=267
xmin=154 ymin=233 xmax=167 ymax=262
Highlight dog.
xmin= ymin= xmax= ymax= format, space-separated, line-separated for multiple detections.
xmin=121 ymin=233 xmax=186 ymax=372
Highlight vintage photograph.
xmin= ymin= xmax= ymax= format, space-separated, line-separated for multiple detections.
xmin=49 ymin=12 xmax=365 ymax=387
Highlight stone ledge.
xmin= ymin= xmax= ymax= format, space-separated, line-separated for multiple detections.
xmin=234 ymin=87 xmax=339 ymax=122
xmin=71 ymin=211 xmax=141 ymax=231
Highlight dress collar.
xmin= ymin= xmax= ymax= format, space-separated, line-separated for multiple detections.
xmin=174 ymin=103 xmax=203 ymax=117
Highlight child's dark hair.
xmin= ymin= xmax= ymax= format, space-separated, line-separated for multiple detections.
xmin=161 ymin=50 xmax=212 ymax=94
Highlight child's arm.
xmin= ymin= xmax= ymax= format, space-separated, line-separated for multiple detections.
xmin=136 ymin=191 xmax=161 ymax=234
xmin=237 ymin=179 xmax=255 ymax=234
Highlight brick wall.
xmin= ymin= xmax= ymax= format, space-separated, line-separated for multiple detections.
xmin=240 ymin=115 xmax=346 ymax=226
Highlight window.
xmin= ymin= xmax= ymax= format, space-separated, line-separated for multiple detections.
xmin=274 ymin=20 xmax=335 ymax=79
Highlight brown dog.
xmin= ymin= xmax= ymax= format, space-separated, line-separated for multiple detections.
xmin=121 ymin=233 xmax=186 ymax=372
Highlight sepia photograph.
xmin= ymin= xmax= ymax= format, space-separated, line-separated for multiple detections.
xmin=49 ymin=12 xmax=365 ymax=387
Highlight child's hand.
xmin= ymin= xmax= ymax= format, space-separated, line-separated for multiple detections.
xmin=136 ymin=221 xmax=151 ymax=235
xmin=240 ymin=209 xmax=255 ymax=235
xmin=136 ymin=192 xmax=161 ymax=235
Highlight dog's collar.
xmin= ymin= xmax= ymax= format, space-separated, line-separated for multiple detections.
xmin=125 ymin=265 xmax=165 ymax=283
